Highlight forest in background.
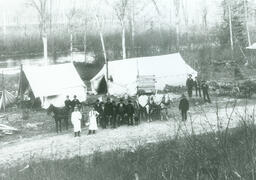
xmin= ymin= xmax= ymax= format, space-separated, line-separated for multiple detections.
xmin=1 ymin=0 xmax=256 ymax=80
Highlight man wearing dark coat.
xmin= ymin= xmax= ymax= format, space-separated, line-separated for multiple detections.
xmin=126 ymin=100 xmax=135 ymax=125
xmin=64 ymin=95 xmax=72 ymax=125
xmin=99 ymin=102 xmax=106 ymax=128
xmin=71 ymin=95 xmax=81 ymax=111
xmin=186 ymin=74 xmax=194 ymax=98
xmin=201 ymin=80 xmax=211 ymax=103
xmin=111 ymin=100 xmax=117 ymax=128
xmin=194 ymin=76 xmax=201 ymax=97
xmin=94 ymin=99 xmax=101 ymax=125
xmin=117 ymin=98 xmax=126 ymax=126
xmin=104 ymin=98 xmax=113 ymax=127
xmin=64 ymin=95 xmax=72 ymax=111
xmin=179 ymin=94 xmax=189 ymax=121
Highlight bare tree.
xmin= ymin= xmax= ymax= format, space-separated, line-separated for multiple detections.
xmin=181 ymin=0 xmax=188 ymax=27
xmin=244 ymin=0 xmax=251 ymax=46
xmin=202 ymin=6 xmax=208 ymax=30
xmin=27 ymin=0 xmax=49 ymax=63
xmin=66 ymin=2 xmax=79 ymax=62
xmin=128 ymin=0 xmax=149 ymax=57
xmin=173 ymin=0 xmax=181 ymax=51
xmin=83 ymin=0 xmax=88 ymax=61
xmin=106 ymin=0 xmax=129 ymax=59
xmin=228 ymin=5 xmax=234 ymax=58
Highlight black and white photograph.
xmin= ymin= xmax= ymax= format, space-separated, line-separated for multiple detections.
xmin=1 ymin=0 xmax=256 ymax=179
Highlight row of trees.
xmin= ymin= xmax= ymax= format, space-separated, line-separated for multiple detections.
xmin=21 ymin=0 xmax=215 ymax=62
xmin=1 ymin=0 xmax=256 ymax=67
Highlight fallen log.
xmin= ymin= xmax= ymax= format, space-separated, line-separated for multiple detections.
xmin=0 ymin=124 xmax=18 ymax=131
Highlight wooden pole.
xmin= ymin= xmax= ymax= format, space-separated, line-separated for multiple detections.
xmin=2 ymin=71 xmax=5 ymax=112
xmin=95 ymin=15 xmax=109 ymax=94
xmin=18 ymin=64 xmax=24 ymax=103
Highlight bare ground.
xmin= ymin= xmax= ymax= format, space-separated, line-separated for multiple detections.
xmin=0 ymin=100 xmax=255 ymax=169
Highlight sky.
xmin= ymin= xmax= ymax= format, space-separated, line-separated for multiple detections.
xmin=0 ymin=0 xmax=228 ymax=29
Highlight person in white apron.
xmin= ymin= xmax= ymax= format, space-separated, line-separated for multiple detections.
xmin=71 ymin=106 xmax=82 ymax=137
xmin=88 ymin=107 xmax=99 ymax=135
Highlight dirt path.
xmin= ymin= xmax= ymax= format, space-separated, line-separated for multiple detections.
xmin=0 ymin=104 xmax=255 ymax=168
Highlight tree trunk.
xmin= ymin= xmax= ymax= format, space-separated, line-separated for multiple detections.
xmin=84 ymin=29 xmax=87 ymax=62
xmin=176 ymin=22 xmax=180 ymax=51
xmin=70 ymin=33 xmax=73 ymax=62
xmin=228 ymin=5 xmax=234 ymax=58
xmin=169 ymin=0 xmax=173 ymax=52
xmin=122 ymin=23 xmax=127 ymax=59
xmin=244 ymin=0 xmax=251 ymax=46
xmin=84 ymin=0 xmax=87 ymax=62
xmin=3 ymin=9 xmax=7 ymax=39
xmin=131 ymin=0 xmax=135 ymax=57
xmin=42 ymin=35 xmax=48 ymax=65
xmin=174 ymin=0 xmax=180 ymax=51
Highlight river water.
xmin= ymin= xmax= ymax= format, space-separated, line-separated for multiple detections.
xmin=0 ymin=52 xmax=95 ymax=75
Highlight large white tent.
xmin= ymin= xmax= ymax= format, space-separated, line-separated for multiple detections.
xmin=19 ymin=63 xmax=87 ymax=109
xmin=90 ymin=53 xmax=197 ymax=96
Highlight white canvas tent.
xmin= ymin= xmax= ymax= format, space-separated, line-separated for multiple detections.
xmin=246 ymin=43 xmax=256 ymax=49
xmin=90 ymin=53 xmax=197 ymax=96
xmin=0 ymin=90 xmax=15 ymax=110
xmin=19 ymin=63 xmax=87 ymax=109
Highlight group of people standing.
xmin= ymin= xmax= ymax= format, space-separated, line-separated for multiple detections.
xmin=179 ymin=74 xmax=212 ymax=122
xmin=65 ymin=95 xmax=139 ymax=137
xmin=186 ymin=74 xmax=211 ymax=103
xmin=93 ymin=97 xmax=138 ymax=129
xmin=66 ymin=75 xmax=212 ymax=137
xmin=64 ymin=95 xmax=82 ymax=137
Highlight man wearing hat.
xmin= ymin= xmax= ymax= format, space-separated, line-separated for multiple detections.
xmin=104 ymin=97 xmax=113 ymax=127
xmin=71 ymin=95 xmax=81 ymax=111
xmin=117 ymin=98 xmax=126 ymax=126
xmin=194 ymin=76 xmax=201 ymax=97
xmin=201 ymin=80 xmax=211 ymax=103
xmin=186 ymin=74 xmax=194 ymax=98
xmin=179 ymin=94 xmax=189 ymax=121
xmin=126 ymin=99 xmax=135 ymax=125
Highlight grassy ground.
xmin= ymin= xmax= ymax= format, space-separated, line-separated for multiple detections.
xmin=1 ymin=96 xmax=256 ymax=180
xmin=1 ymin=118 xmax=256 ymax=180
xmin=0 ymin=94 xmax=254 ymax=143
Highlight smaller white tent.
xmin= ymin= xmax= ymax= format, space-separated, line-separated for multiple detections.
xmin=90 ymin=53 xmax=197 ymax=96
xmin=0 ymin=90 xmax=15 ymax=110
xmin=20 ymin=63 xmax=87 ymax=109
xmin=246 ymin=43 xmax=256 ymax=50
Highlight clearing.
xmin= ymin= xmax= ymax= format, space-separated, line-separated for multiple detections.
xmin=0 ymin=98 xmax=255 ymax=168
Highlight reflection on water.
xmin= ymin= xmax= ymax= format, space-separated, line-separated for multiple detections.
xmin=0 ymin=52 xmax=95 ymax=75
